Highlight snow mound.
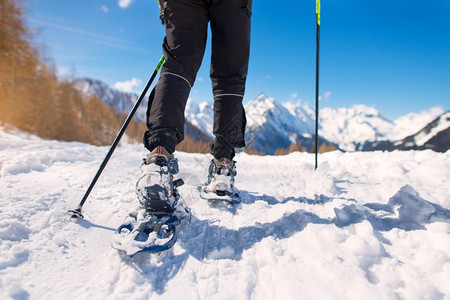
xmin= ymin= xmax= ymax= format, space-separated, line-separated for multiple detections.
xmin=0 ymin=126 xmax=449 ymax=299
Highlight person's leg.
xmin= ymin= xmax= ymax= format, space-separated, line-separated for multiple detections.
xmin=204 ymin=0 xmax=252 ymax=197
xmin=209 ymin=0 xmax=252 ymax=159
xmin=145 ymin=0 xmax=210 ymax=154
xmin=138 ymin=0 xmax=210 ymax=213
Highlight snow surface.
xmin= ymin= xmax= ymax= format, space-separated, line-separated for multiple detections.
xmin=1 ymin=127 xmax=449 ymax=299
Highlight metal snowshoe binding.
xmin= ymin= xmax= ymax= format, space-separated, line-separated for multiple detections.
xmin=135 ymin=146 xmax=183 ymax=214
xmin=111 ymin=147 xmax=190 ymax=256
xmin=201 ymin=157 xmax=240 ymax=204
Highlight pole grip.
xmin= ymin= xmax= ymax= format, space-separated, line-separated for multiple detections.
xmin=316 ymin=0 xmax=320 ymax=25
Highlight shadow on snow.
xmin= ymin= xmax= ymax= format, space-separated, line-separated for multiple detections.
xmin=127 ymin=184 xmax=450 ymax=294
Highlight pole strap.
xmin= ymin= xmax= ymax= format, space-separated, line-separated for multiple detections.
xmin=158 ymin=0 xmax=167 ymax=24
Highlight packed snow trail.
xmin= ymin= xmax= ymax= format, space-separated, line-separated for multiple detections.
xmin=0 ymin=128 xmax=449 ymax=299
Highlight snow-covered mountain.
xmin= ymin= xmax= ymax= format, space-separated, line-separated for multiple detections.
xmin=74 ymin=78 xmax=147 ymax=123
xmin=386 ymin=106 xmax=445 ymax=141
xmin=75 ymin=77 xmax=445 ymax=153
xmin=185 ymin=98 xmax=215 ymax=139
xmin=282 ymin=100 xmax=315 ymax=133
xmin=318 ymin=105 xmax=395 ymax=151
xmin=318 ymin=105 xmax=445 ymax=151
xmin=412 ymin=111 xmax=450 ymax=150
xmin=74 ymin=78 xmax=212 ymax=144
xmin=185 ymin=93 xmax=332 ymax=154
xmin=366 ymin=111 xmax=450 ymax=152
xmin=185 ymin=93 xmax=445 ymax=153
xmin=244 ymin=93 xmax=330 ymax=153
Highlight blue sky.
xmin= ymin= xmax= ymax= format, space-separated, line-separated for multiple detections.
xmin=26 ymin=0 xmax=449 ymax=120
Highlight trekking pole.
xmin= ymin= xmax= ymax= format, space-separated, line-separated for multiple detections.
xmin=314 ymin=0 xmax=321 ymax=170
xmin=68 ymin=55 xmax=165 ymax=219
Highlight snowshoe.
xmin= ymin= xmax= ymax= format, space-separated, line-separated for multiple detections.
xmin=111 ymin=203 xmax=190 ymax=257
xmin=111 ymin=147 xmax=191 ymax=256
xmin=199 ymin=186 xmax=241 ymax=205
xmin=135 ymin=146 xmax=181 ymax=214
xmin=200 ymin=157 xmax=241 ymax=205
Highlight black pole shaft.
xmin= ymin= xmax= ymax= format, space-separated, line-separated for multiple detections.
xmin=314 ymin=0 xmax=320 ymax=170
xmin=69 ymin=55 xmax=165 ymax=218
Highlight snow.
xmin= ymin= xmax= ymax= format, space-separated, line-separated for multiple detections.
xmin=75 ymin=78 xmax=148 ymax=123
xmin=1 ymin=127 xmax=449 ymax=299
xmin=71 ymin=78 xmax=445 ymax=152
xmin=187 ymin=93 xmax=445 ymax=152
xmin=389 ymin=106 xmax=445 ymax=141
xmin=414 ymin=111 xmax=450 ymax=146
xmin=185 ymin=98 xmax=215 ymax=138
xmin=282 ymin=100 xmax=315 ymax=133
xmin=319 ymin=105 xmax=395 ymax=151
xmin=245 ymin=93 xmax=314 ymax=135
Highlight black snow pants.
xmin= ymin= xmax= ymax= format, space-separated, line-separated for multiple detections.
xmin=144 ymin=0 xmax=252 ymax=159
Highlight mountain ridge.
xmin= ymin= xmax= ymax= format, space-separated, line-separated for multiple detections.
xmin=364 ymin=111 xmax=450 ymax=152
xmin=75 ymin=78 xmax=448 ymax=153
